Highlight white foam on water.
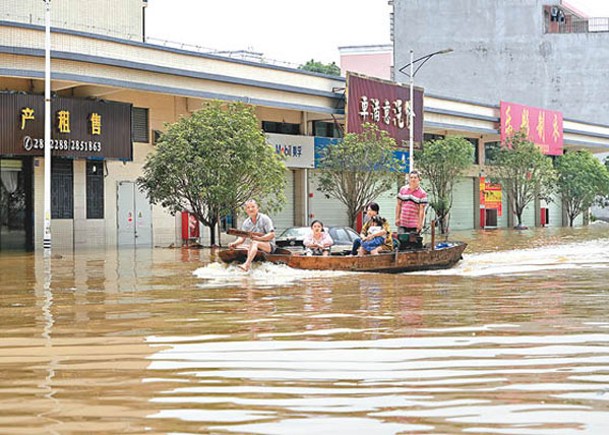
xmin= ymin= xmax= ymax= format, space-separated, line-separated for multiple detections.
xmin=193 ymin=261 xmax=350 ymax=288
xmin=414 ymin=238 xmax=609 ymax=277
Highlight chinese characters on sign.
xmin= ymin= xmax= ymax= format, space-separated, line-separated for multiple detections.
xmin=500 ymin=101 xmax=563 ymax=156
xmin=266 ymin=133 xmax=315 ymax=169
xmin=346 ymin=72 xmax=424 ymax=146
xmin=1 ymin=93 xmax=132 ymax=160
xmin=90 ymin=112 xmax=102 ymax=135
xmin=20 ymin=108 xmax=103 ymax=135
xmin=479 ymin=177 xmax=503 ymax=216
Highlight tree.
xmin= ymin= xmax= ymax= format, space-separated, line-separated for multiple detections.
xmin=555 ymin=150 xmax=609 ymax=226
xmin=492 ymin=131 xmax=556 ymax=228
xmin=299 ymin=59 xmax=341 ymax=76
xmin=138 ymin=101 xmax=286 ymax=246
xmin=415 ymin=137 xmax=475 ymax=234
xmin=316 ymin=123 xmax=403 ymax=227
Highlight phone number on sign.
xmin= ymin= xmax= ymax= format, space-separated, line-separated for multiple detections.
xmin=23 ymin=136 xmax=102 ymax=153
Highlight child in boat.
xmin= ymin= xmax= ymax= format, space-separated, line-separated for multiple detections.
xmin=359 ymin=215 xmax=391 ymax=256
xmin=303 ymin=220 xmax=333 ymax=256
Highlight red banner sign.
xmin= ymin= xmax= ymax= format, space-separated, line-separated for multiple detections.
xmin=500 ymin=101 xmax=563 ymax=156
xmin=346 ymin=72 xmax=424 ymax=146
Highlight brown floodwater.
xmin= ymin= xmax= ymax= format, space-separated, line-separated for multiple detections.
xmin=1 ymin=224 xmax=609 ymax=434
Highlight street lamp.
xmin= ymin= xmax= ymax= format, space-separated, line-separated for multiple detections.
xmin=43 ymin=0 xmax=52 ymax=250
xmin=398 ymin=48 xmax=453 ymax=172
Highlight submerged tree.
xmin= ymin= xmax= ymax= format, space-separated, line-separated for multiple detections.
xmin=415 ymin=136 xmax=474 ymax=234
xmin=555 ymin=150 xmax=609 ymax=226
xmin=493 ymin=130 xmax=556 ymax=228
xmin=138 ymin=101 xmax=286 ymax=245
xmin=316 ymin=123 xmax=403 ymax=227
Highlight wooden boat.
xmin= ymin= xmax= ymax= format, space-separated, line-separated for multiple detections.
xmin=219 ymin=227 xmax=466 ymax=273
xmin=217 ymin=242 xmax=467 ymax=274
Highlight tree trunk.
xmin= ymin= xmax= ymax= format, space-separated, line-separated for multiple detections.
xmin=515 ymin=212 xmax=523 ymax=227
xmin=439 ymin=215 xmax=449 ymax=234
xmin=349 ymin=210 xmax=358 ymax=231
xmin=208 ymin=220 xmax=217 ymax=246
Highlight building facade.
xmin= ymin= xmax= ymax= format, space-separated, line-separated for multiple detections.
xmin=392 ymin=0 xmax=609 ymax=125
xmin=2 ymin=3 xmax=609 ymax=252
xmin=0 ymin=0 xmax=146 ymax=41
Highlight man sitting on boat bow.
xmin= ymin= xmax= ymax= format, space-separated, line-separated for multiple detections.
xmin=228 ymin=199 xmax=276 ymax=272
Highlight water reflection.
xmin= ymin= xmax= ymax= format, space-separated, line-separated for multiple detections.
xmin=0 ymin=225 xmax=608 ymax=434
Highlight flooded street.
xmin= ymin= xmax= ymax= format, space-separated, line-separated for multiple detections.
xmin=1 ymin=225 xmax=609 ymax=434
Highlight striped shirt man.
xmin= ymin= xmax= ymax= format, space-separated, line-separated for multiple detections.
xmin=395 ymin=171 xmax=428 ymax=233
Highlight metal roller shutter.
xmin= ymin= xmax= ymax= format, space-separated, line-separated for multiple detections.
xmin=521 ymin=201 xmax=536 ymax=227
xmin=547 ymin=195 xmax=563 ymax=227
xmin=448 ymin=177 xmax=475 ymax=231
xmin=308 ymin=171 xmax=349 ymax=227
xmin=497 ymin=189 xmax=510 ymax=228
xmin=272 ymin=170 xmax=295 ymax=234
xmin=376 ymin=179 xmax=399 ymax=228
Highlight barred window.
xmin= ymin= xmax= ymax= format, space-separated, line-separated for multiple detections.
xmin=86 ymin=160 xmax=104 ymax=219
xmin=51 ymin=158 xmax=73 ymax=219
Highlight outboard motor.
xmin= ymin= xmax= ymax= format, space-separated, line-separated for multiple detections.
xmin=398 ymin=232 xmax=423 ymax=250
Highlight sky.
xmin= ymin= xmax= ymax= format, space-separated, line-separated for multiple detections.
xmin=145 ymin=0 xmax=609 ymax=67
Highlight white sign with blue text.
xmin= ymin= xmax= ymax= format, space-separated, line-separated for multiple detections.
xmin=266 ymin=133 xmax=315 ymax=169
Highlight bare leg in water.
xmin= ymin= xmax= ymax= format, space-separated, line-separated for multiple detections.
xmin=239 ymin=240 xmax=272 ymax=272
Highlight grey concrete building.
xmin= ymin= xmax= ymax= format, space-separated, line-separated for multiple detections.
xmin=392 ymin=0 xmax=609 ymax=125
xmin=0 ymin=0 xmax=147 ymax=41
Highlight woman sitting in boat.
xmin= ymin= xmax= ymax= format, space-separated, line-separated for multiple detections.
xmin=303 ymin=220 xmax=333 ymax=256
xmin=358 ymin=215 xmax=392 ymax=256
xmin=350 ymin=202 xmax=394 ymax=256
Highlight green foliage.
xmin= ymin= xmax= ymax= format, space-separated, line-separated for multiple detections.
xmin=492 ymin=130 xmax=556 ymax=228
xmin=137 ymin=100 xmax=286 ymax=245
xmin=316 ymin=123 xmax=403 ymax=227
xmin=414 ymin=136 xmax=474 ymax=233
xmin=299 ymin=59 xmax=341 ymax=76
xmin=555 ymin=150 xmax=609 ymax=226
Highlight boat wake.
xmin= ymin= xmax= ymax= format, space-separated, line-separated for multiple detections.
xmin=193 ymin=261 xmax=350 ymax=288
xmin=415 ymin=238 xmax=609 ymax=277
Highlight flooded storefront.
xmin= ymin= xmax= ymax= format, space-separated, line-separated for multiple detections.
xmin=1 ymin=225 xmax=609 ymax=433
xmin=0 ymin=157 xmax=33 ymax=250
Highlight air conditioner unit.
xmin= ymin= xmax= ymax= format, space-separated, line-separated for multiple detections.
xmin=550 ymin=6 xmax=559 ymax=21
xmin=152 ymin=129 xmax=162 ymax=145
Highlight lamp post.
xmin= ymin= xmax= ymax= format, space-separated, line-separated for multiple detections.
xmin=42 ymin=0 xmax=51 ymax=252
xmin=43 ymin=0 xmax=52 ymax=250
xmin=398 ymin=48 xmax=453 ymax=172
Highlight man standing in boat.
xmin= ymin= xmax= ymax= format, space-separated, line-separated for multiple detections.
xmin=395 ymin=170 xmax=428 ymax=234
xmin=228 ymin=199 xmax=276 ymax=272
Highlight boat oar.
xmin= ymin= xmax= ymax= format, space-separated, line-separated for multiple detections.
xmin=227 ymin=228 xmax=265 ymax=239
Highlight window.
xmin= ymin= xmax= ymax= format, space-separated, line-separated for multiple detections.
xmin=423 ymin=133 xmax=445 ymax=142
xmin=262 ymin=121 xmax=300 ymax=135
xmin=313 ymin=121 xmax=342 ymax=138
xmin=484 ymin=141 xmax=500 ymax=165
xmin=86 ymin=160 xmax=104 ymax=219
xmin=465 ymin=138 xmax=480 ymax=164
xmin=51 ymin=158 xmax=73 ymax=219
xmin=132 ymin=107 xmax=149 ymax=142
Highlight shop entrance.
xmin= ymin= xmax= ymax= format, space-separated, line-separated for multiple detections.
xmin=0 ymin=158 xmax=33 ymax=251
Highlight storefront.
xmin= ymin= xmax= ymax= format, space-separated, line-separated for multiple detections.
xmin=0 ymin=93 xmax=132 ymax=251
